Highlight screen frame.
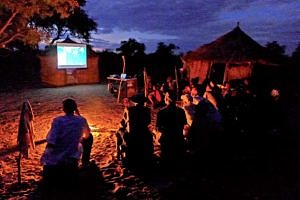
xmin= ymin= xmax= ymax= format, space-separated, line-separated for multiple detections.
xmin=56 ymin=42 xmax=87 ymax=69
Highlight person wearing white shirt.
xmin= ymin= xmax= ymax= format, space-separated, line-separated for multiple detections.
xmin=41 ymin=98 xmax=93 ymax=185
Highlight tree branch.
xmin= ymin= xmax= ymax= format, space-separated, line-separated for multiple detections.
xmin=0 ymin=9 xmax=19 ymax=35
xmin=0 ymin=33 xmax=24 ymax=47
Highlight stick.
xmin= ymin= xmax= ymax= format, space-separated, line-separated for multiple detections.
xmin=117 ymin=79 xmax=123 ymax=103
xmin=144 ymin=67 xmax=148 ymax=97
xmin=117 ymin=56 xmax=126 ymax=103
xmin=174 ymin=66 xmax=179 ymax=100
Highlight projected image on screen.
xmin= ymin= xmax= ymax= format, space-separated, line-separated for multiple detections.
xmin=57 ymin=43 xmax=87 ymax=69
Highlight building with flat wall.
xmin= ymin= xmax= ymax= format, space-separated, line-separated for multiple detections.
xmin=39 ymin=37 xmax=99 ymax=86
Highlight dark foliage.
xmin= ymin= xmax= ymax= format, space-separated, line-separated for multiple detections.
xmin=0 ymin=48 xmax=41 ymax=88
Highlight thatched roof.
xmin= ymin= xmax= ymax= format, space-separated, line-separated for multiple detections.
xmin=183 ymin=24 xmax=269 ymax=63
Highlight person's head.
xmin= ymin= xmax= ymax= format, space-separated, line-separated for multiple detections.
xmin=123 ymin=98 xmax=130 ymax=108
xmin=166 ymin=76 xmax=173 ymax=83
xmin=63 ymin=98 xmax=77 ymax=114
xmin=181 ymin=94 xmax=193 ymax=105
xmin=191 ymin=87 xmax=198 ymax=97
xmin=164 ymin=91 xmax=176 ymax=105
xmin=182 ymin=85 xmax=191 ymax=95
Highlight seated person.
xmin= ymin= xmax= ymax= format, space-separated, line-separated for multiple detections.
xmin=190 ymin=86 xmax=202 ymax=105
xmin=181 ymin=94 xmax=196 ymax=140
xmin=156 ymin=91 xmax=187 ymax=169
xmin=116 ymin=98 xmax=132 ymax=160
xmin=148 ymin=84 xmax=165 ymax=108
xmin=41 ymin=98 xmax=93 ymax=186
xmin=121 ymin=94 xmax=154 ymax=169
xmin=181 ymin=94 xmax=196 ymax=127
xmin=181 ymin=85 xmax=191 ymax=96
xmin=161 ymin=76 xmax=177 ymax=96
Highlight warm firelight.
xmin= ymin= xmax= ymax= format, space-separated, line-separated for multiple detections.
xmin=89 ymin=124 xmax=100 ymax=137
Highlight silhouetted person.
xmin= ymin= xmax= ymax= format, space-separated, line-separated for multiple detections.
xmin=161 ymin=76 xmax=177 ymax=97
xmin=187 ymin=98 xmax=223 ymax=154
xmin=122 ymin=94 xmax=154 ymax=171
xmin=41 ymin=98 xmax=93 ymax=187
xmin=187 ymin=97 xmax=223 ymax=177
xmin=156 ymin=91 xmax=187 ymax=171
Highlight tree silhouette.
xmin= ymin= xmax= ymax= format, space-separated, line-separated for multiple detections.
xmin=116 ymin=38 xmax=146 ymax=57
xmin=265 ymin=41 xmax=288 ymax=63
xmin=291 ymin=43 xmax=300 ymax=61
xmin=116 ymin=38 xmax=146 ymax=78
xmin=290 ymin=43 xmax=300 ymax=75
xmin=33 ymin=0 xmax=97 ymax=44
xmin=155 ymin=42 xmax=179 ymax=55
xmin=146 ymin=42 xmax=181 ymax=83
xmin=0 ymin=0 xmax=79 ymax=48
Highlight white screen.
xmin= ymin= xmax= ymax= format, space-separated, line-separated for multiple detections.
xmin=57 ymin=43 xmax=87 ymax=69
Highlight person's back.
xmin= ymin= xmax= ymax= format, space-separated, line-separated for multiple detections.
xmin=124 ymin=95 xmax=154 ymax=170
xmin=42 ymin=114 xmax=88 ymax=165
xmin=41 ymin=98 xmax=92 ymax=187
xmin=156 ymin=92 xmax=187 ymax=169
xmin=187 ymin=98 xmax=223 ymax=154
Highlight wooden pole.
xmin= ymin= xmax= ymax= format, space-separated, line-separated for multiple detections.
xmin=174 ymin=66 xmax=179 ymax=100
xmin=117 ymin=56 xmax=126 ymax=103
xmin=143 ymin=67 xmax=148 ymax=97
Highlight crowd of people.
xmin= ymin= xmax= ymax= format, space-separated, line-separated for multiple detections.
xmin=38 ymin=74 xmax=286 ymax=188
xmin=118 ymin=74 xmax=286 ymax=172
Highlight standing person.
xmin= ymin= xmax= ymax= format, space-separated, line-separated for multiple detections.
xmin=41 ymin=98 xmax=93 ymax=185
xmin=148 ymin=84 xmax=165 ymax=109
xmin=123 ymin=94 xmax=154 ymax=171
xmin=161 ymin=76 xmax=177 ymax=97
xmin=156 ymin=91 xmax=187 ymax=171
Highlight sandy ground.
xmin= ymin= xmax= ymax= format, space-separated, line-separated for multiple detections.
xmin=1 ymin=82 xmax=300 ymax=200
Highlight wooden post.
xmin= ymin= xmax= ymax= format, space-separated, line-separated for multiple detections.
xmin=117 ymin=56 xmax=126 ymax=103
xmin=174 ymin=66 xmax=179 ymax=100
xmin=143 ymin=67 xmax=148 ymax=97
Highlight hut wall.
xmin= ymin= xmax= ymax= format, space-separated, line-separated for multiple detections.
xmin=185 ymin=60 xmax=210 ymax=83
xmin=225 ymin=65 xmax=252 ymax=81
xmin=39 ymin=55 xmax=99 ymax=86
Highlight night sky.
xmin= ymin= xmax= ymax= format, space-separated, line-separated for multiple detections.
xmin=84 ymin=0 xmax=300 ymax=55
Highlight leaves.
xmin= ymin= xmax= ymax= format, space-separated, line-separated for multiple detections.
xmin=0 ymin=0 xmax=80 ymax=48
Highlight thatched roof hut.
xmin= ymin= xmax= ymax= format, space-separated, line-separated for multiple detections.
xmin=182 ymin=24 xmax=273 ymax=85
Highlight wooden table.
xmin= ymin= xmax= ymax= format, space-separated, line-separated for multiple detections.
xmin=107 ymin=77 xmax=138 ymax=98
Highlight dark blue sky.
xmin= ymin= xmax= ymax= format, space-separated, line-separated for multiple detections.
xmin=84 ymin=0 xmax=300 ymax=55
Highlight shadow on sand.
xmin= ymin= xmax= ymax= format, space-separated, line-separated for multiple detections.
xmin=27 ymin=162 xmax=114 ymax=200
